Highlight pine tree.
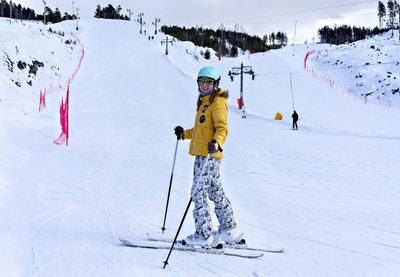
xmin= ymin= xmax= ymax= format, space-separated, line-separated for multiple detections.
xmin=283 ymin=32 xmax=288 ymax=45
xmin=16 ymin=4 xmax=22 ymax=19
xmin=230 ymin=45 xmax=238 ymax=57
xmin=378 ymin=1 xmax=387 ymax=29
xmin=387 ymin=0 xmax=395 ymax=28
xmin=105 ymin=4 xmax=116 ymax=19
xmin=116 ymin=5 xmax=122 ymax=19
xmin=262 ymin=34 xmax=268 ymax=46
xmin=270 ymin=32 xmax=276 ymax=45
xmin=395 ymin=0 xmax=400 ymax=28
xmin=45 ymin=7 xmax=54 ymax=23
xmin=94 ymin=5 xmax=101 ymax=18
xmin=54 ymin=8 xmax=61 ymax=23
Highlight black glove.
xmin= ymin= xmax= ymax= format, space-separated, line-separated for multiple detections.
xmin=174 ymin=126 xmax=184 ymax=140
xmin=208 ymin=140 xmax=219 ymax=154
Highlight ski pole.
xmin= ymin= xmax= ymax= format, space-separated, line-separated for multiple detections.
xmin=161 ymin=139 xmax=179 ymax=233
xmin=163 ymin=153 xmax=211 ymax=269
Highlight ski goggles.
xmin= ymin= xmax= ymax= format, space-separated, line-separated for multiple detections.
xmin=197 ymin=79 xmax=214 ymax=86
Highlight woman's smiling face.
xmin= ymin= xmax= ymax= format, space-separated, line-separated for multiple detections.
xmin=198 ymin=77 xmax=215 ymax=93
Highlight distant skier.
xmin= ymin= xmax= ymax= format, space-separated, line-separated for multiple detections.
xmin=292 ymin=110 xmax=299 ymax=130
xmin=174 ymin=66 xmax=241 ymax=247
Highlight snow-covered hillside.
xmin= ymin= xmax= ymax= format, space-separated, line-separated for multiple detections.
xmin=306 ymin=30 xmax=400 ymax=107
xmin=1 ymin=18 xmax=399 ymax=277
xmin=0 ymin=17 xmax=82 ymax=124
xmin=0 ymin=18 xmax=81 ymax=90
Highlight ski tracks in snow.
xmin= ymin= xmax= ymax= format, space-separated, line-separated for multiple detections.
xmin=229 ymin=102 xmax=400 ymax=142
xmin=290 ymin=234 xmax=400 ymax=265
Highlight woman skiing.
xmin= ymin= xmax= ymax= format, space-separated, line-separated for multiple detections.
xmin=174 ymin=66 xmax=241 ymax=247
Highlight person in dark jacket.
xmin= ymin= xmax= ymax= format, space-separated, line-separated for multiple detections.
xmin=292 ymin=110 xmax=299 ymax=130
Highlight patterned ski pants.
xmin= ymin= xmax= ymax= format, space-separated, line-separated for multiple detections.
xmin=191 ymin=155 xmax=237 ymax=239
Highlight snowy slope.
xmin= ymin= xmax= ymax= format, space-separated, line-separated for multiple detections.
xmin=306 ymin=30 xmax=400 ymax=107
xmin=1 ymin=18 xmax=400 ymax=277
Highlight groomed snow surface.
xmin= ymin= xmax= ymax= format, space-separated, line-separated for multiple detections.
xmin=1 ymin=18 xmax=399 ymax=277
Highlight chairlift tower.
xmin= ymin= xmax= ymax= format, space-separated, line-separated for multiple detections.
xmin=153 ymin=18 xmax=161 ymax=35
xmin=228 ymin=62 xmax=255 ymax=117
xmin=75 ymin=7 xmax=79 ymax=30
xmin=161 ymin=36 xmax=173 ymax=55
xmin=137 ymin=12 xmax=144 ymax=34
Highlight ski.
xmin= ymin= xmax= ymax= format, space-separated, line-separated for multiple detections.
xmin=146 ymin=232 xmax=284 ymax=253
xmin=119 ymin=238 xmax=263 ymax=259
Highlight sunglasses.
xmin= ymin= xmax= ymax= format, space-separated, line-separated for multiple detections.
xmin=197 ymin=79 xmax=214 ymax=86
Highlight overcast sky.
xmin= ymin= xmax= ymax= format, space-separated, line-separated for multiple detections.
xmin=13 ymin=0 xmax=380 ymax=43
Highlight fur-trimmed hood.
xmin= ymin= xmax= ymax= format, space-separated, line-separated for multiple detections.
xmin=218 ymin=89 xmax=229 ymax=99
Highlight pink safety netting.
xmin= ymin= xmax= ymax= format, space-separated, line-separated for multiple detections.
xmin=36 ymin=32 xmax=84 ymax=146
xmin=53 ymin=87 xmax=69 ymax=146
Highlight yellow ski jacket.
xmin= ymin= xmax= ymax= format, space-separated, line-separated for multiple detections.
xmin=183 ymin=89 xmax=228 ymax=159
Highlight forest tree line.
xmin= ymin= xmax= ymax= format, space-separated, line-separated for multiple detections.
xmin=161 ymin=25 xmax=288 ymax=57
xmin=317 ymin=25 xmax=384 ymax=44
xmin=0 ymin=0 xmax=74 ymax=23
xmin=93 ymin=4 xmax=130 ymax=20
xmin=0 ymin=2 xmax=130 ymax=23
xmin=318 ymin=0 xmax=400 ymax=44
